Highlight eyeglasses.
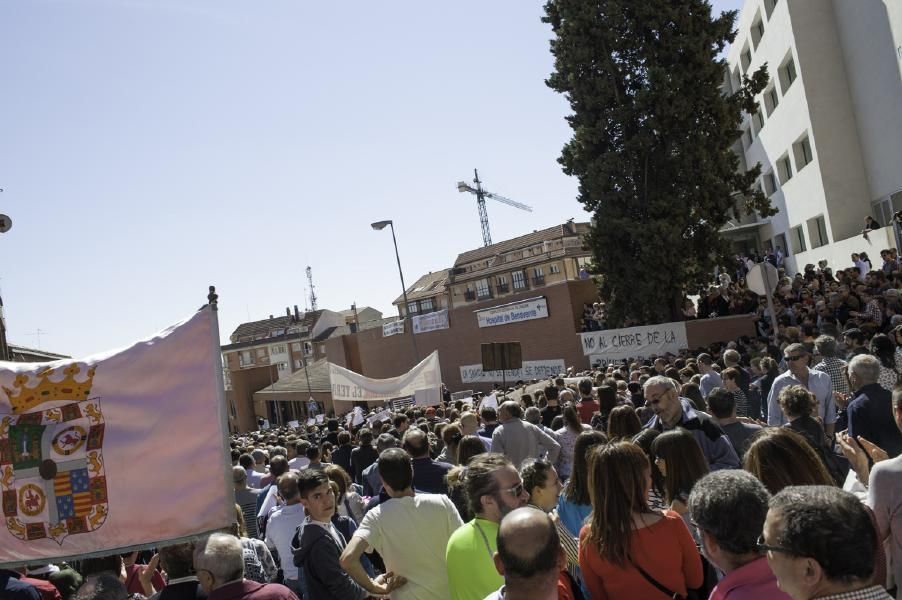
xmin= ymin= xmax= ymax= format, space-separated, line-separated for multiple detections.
xmin=499 ymin=482 xmax=525 ymax=498
xmin=756 ymin=534 xmax=796 ymax=555
xmin=784 ymin=355 xmax=806 ymax=362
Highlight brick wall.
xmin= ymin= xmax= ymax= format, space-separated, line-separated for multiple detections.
xmin=326 ymin=279 xmax=600 ymax=393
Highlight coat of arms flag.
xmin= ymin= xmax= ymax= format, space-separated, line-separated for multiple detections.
xmin=0 ymin=305 xmax=232 ymax=566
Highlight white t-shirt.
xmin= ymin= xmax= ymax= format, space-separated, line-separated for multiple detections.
xmin=288 ymin=456 xmax=309 ymax=471
xmin=354 ymin=493 xmax=464 ymax=600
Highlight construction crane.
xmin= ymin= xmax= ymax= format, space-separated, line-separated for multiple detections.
xmin=306 ymin=266 xmax=317 ymax=311
xmin=457 ymin=169 xmax=533 ymax=246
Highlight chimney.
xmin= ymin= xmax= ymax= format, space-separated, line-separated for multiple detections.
xmin=294 ymin=305 xmax=300 ymax=321
xmin=286 ymin=307 xmax=291 ymax=318
xmin=269 ymin=315 xmax=273 ymax=320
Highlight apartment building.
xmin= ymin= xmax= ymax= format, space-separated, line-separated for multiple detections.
xmin=222 ymin=307 xmax=346 ymax=430
xmin=392 ymin=269 xmax=451 ymax=318
xmin=448 ymin=221 xmax=593 ymax=307
xmin=724 ymin=0 xmax=902 ymax=271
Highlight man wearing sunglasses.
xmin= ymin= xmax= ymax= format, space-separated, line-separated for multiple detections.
xmin=446 ymin=453 xmax=529 ymax=600
xmin=766 ymin=344 xmax=836 ymax=438
xmin=761 ymin=486 xmax=891 ymax=599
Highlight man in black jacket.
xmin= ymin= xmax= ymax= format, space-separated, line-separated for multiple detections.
xmin=293 ymin=470 xmax=398 ymax=600
xmin=151 ymin=542 xmax=206 ymax=600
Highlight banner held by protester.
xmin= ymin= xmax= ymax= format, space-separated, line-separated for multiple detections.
xmin=0 ymin=305 xmax=232 ymax=567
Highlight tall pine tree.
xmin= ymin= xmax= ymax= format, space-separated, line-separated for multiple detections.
xmin=543 ymin=0 xmax=773 ymax=325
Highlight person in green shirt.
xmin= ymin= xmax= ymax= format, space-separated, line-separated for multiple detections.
xmin=445 ymin=453 xmax=529 ymax=600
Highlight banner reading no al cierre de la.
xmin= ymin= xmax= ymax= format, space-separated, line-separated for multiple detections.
xmin=578 ymin=321 xmax=689 ymax=362
xmin=0 ymin=306 xmax=233 ymax=567
xmin=329 ymin=351 xmax=442 ymax=405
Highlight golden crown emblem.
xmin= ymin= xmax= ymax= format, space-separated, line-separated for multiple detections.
xmin=2 ymin=364 xmax=96 ymax=414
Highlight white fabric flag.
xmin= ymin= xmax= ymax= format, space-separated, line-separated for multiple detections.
xmin=329 ymin=351 xmax=442 ymax=403
xmin=0 ymin=306 xmax=232 ymax=566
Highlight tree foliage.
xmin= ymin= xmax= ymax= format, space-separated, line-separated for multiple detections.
xmin=543 ymin=0 xmax=773 ymax=326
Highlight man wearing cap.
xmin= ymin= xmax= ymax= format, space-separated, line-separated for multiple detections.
xmin=767 ymin=343 xmax=836 ymax=437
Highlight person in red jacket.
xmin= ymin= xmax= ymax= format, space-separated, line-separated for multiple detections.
xmin=578 ymin=441 xmax=703 ymax=599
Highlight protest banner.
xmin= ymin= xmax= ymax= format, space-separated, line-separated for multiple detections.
xmin=475 ymin=297 xmax=548 ymax=328
xmin=578 ymin=321 xmax=688 ymax=362
xmin=479 ymin=393 xmax=499 ymax=410
xmin=412 ymin=309 xmax=449 ymax=334
xmin=367 ymin=409 xmax=390 ymax=425
xmin=459 ymin=359 xmax=566 ymax=384
xmin=287 ymin=420 xmax=299 ymax=429
xmin=450 ymin=390 xmax=474 ymax=402
xmin=0 ymin=305 xmax=232 ymax=566
xmin=315 ymin=414 xmax=324 ymax=424
xmin=329 ymin=351 xmax=442 ymax=404
xmin=306 ymin=417 xmax=315 ymax=426
xmin=382 ymin=320 xmax=405 ymax=337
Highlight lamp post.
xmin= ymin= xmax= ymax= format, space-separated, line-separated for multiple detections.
xmin=372 ymin=220 xmax=419 ymax=362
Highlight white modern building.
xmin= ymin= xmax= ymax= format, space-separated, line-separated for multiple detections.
xmin=723 ymin=0 xmax=902 ymax=272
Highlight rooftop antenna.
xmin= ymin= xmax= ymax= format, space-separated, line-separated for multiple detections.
xmin=457 ymin=169 xmax=533 ymax=246
xmin=306 ymin=266 xmax=317 ymax=311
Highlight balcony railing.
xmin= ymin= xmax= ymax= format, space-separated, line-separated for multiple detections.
xmin=497 ymin=283 xmax=510 ymax=293
xmin=464 ymin=290 xmax=476 ymax=301
xmin=532 ymin=275 xmax=546 ymax=286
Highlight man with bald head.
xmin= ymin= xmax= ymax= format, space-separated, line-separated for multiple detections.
xmin=402 ymin=428 xmax=452 ymax=494
xmin=485 ymin=507 xmax=566 ymax=600
xmin=491 ymin=401 xmax=561 ymax=470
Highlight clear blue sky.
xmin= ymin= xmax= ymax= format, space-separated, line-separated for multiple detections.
xmin=0 ymin=0 xmax=744 ymax=357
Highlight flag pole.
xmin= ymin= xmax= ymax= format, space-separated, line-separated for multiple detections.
xmin=205 ymin=286 xmax=233 ymax=520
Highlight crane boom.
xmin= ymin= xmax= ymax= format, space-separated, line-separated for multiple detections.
xmin=484 ymin=192 xmax=533 ymax=212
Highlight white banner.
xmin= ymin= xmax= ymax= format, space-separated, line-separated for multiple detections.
xmin=382 ymin=320 xmax=405 ymax=337
xmin=329 ymin=351 xmax=442 ymax=403
xmin=412 ymin=309 xmax=449 ymax=334
xmin=475 ymin=297 xmax=548 ymax=328
xmin=459 ymin=359 xmax=566 ymax=384
xmin=0 ymin=306 xmax=232 ymax=566
xmin=579 ymin=321 xmax=688 ymax=359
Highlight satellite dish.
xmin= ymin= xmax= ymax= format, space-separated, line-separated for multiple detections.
xmin=0 ymin=214 xmax=11 ymax=233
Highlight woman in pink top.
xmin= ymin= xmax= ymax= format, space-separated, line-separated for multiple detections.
xmin=578 ymin=441 xmax=703 ymax=600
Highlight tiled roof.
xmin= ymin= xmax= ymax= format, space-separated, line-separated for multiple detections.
xmin=453 ymin=222 xmax=589 ymax=267
xmin=230 ymin=310 xmax=323 ymax=343
xmin=8 ymin=344 xmax=71 ymax=361
xmin=255 ymin=358 xmax=332 ymax=394
xmin=392 ymin=269 xmax=450 ymax=305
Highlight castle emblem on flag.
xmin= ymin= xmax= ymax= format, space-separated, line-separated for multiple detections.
xmin=0 ymin=364 xmax=108 ymax=545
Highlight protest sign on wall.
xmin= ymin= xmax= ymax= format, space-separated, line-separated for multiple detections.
xmin=475 ymin=297 xmax=548 ymax=328
xmin=382 ymin=320 xmax=405 ymax=337
xmin=329 ymin=351 xmax=442 ymax=403
xmin=459 ymin=359 xmax=566 ymax=384
xmin=0 ymin=306 xmax=232 ymax=566
xmin=578 ymin=321 xmax=688 ymax=361
xmin=412 ymin=309 xmax=449 ymax=334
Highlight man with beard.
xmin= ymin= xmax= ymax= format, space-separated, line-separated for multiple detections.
xmin=445 ymin=453 xmax=530 ymax=600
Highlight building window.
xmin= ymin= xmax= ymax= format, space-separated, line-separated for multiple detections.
xmin=549 ymin=264 xmax=561 ymax=274
xmin=764 ymin=171 xmax=778 ymax=196
xmin=476 ymin=278 xmax=491 ymax=299
xmin=791 ymin=225 xmax=806 ymax=254
xmin=744 ymin=128 xmax=753 ymax=147
xmin=271 ymin=344 xmax=286 ymax=354
xmin=407 ymin=301 xmax=418 ymax=315
xmin=304 ymin=342 xmax=313 ymax=356
xmin=277 ymin=362 xmax=288 ymax=371
xmin=256 ymin=348 xmax=267 ymax=358
xmin=751 ymin=15 xmax=765 ymax=49
xmin=291 ymin=342 xmax=301 ymax=352
xmin=496 ymin=275 xmax=509 ymax=293
xmin=512 ymin=271 xmax=527 ymax=290
xmin=420 ymin=297 xmax=434 ymax=312
xmin=753 ymin=104 xmax=765 ymax=133
xmin=765 ymin=0 xmax=778 ymax=19
xmin=793 ymin=134 xmax=814 ymax=170
xmin=294 ymin=359 xmax=303 ymax=369
xmin=764 ymin=86 xmax=779 ymax=117
xmin=778 ymin=153 xmax=793 ymax=184
xmin=779 ymin=53 xmax=797 ymax=93
xmin=741 ymin=46 xmax=752 ymax=73
xmin=808 ymin=215 xmax=829 ymax=248
xmin=240 ymin=350 xmax=253 ymax=366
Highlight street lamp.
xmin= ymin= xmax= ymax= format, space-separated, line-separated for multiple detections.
xmin=371 ymin=220 xmax=419 ymax=362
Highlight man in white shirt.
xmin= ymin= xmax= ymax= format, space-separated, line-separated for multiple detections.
xmin=263 ymin=472 xmax=306 ymax=599
xmin=341 ymin=449 xmax=464 ymax=600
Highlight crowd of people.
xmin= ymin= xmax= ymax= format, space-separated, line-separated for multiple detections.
xmin=6 ymin=252 xmax=902 ymax=600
